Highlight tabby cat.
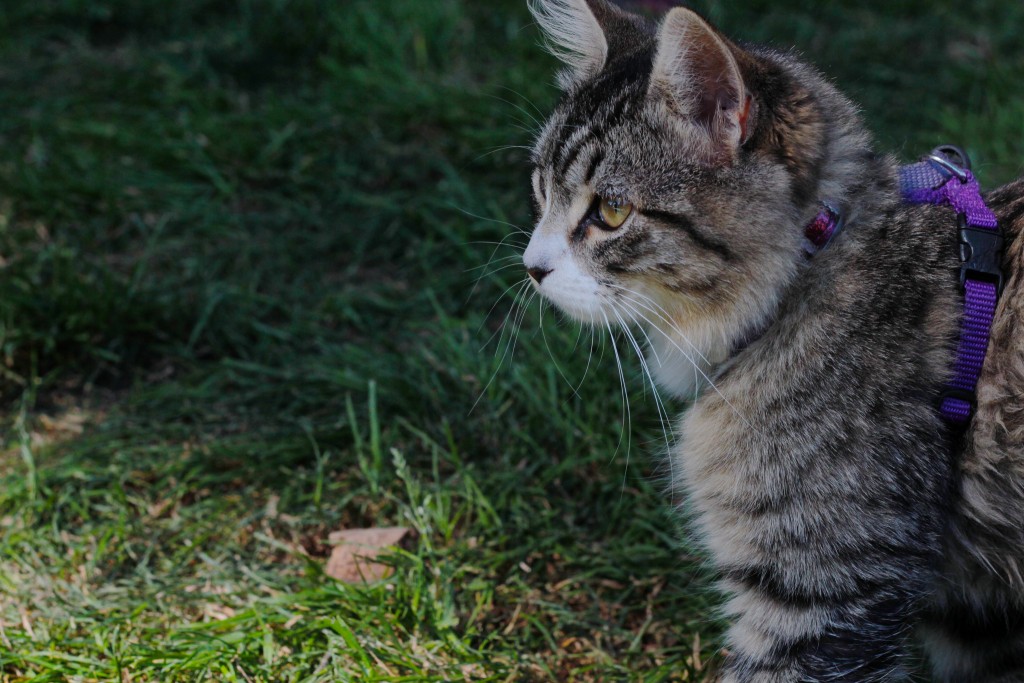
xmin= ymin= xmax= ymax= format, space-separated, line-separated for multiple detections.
xmin=519 ymin=1 xmax=1024 ymax=680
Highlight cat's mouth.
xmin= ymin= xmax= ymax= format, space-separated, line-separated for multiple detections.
xmin=525 ymin=262 xmax=610 ymax=325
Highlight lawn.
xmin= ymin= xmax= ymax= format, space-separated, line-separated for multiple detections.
xmin=0 ymin=0 xmax=1021 ymax=681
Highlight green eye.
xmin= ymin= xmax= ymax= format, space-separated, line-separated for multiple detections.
xmin=598 ymin=197 xmax=633 ymax=229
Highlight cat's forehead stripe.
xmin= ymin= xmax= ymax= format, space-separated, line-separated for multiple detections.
xmin=551 ymin=88 xmax=626 ymax=173
xmin=583 ymin=148 xmax=604 ymax=184
xmin=545 ymin=51 xmax=654 ymax=174
xmin=557 ymin=105 xmax=625 ymax=177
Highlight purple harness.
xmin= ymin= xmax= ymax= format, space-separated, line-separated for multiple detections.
xmin=805 ymin=146 xmax=1004 ymax=426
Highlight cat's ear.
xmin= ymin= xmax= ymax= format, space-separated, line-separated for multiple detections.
xmin=529 ymin=0 xmax=615 ymax=88
xmin=650 ymin=8 xmax=754 ymax=162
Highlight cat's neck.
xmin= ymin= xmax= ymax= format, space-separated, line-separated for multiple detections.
xmin=647 ymin=52 xmax=895 ymax=401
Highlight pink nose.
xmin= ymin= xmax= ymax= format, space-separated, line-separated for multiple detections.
xmin=527 ymin=266 xmax=552 ymax=284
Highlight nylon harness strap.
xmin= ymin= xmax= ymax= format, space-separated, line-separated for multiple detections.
xmin=804 ymin=145 xmax=1004 ymax=427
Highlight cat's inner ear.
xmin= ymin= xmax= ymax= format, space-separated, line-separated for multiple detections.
xmin=650 ymin=8 xmax=753 ymax=160
xmin=529 ymin=0 xmax=609 ymax=88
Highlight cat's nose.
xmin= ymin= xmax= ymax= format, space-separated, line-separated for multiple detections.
xmin=527 ymin=266 xmax=552 ymax=284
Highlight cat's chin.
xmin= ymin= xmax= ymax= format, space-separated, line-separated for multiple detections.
xmin=534 ymin=284 xmax=609 ymax=327
xmin=528 ymin=263 xmax=613 ymax=326
xmin=643 ymin=318 xmax=729 ymax=401
xmin=647 ymin=344 xmax=713 ymax=401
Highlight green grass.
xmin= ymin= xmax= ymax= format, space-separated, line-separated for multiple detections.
xmin=0 ymin=0 xmax=1022 ymax=680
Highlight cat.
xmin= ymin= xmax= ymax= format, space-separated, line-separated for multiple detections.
xmin=519 ymin=1 xmax=1024 ymax=680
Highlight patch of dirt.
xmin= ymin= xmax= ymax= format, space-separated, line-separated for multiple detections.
xmin=0 ymin=384 xmax=123 ymax=471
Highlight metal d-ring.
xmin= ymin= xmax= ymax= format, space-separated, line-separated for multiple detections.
xmin=926 ymin=144 xmax=971 ymax=182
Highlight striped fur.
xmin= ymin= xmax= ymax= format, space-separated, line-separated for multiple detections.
xmin=521 ymin=1 xmax=1024 ymax=680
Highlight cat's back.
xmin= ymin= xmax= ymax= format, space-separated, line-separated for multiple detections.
xmin=951 ymin=177 xmax=1024 ymax=588
xmin=974 ymin=178 xmax=1024 ymax=456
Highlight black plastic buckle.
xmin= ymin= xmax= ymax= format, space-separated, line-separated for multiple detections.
xmin=957 ymin=214 xmax=1005 ymax=294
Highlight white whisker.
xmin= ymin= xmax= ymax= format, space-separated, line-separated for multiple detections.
xmin=570 ymin=325 xmax=597 ymax=398
xmin=539 ymin=300 xmax=580 ymax=393
xmin=478 ymin=277 xmax=531 ymax=341
xmin=507 ymin=289 xmax=538 ymax=365
xmin=460 ymin=219 xmax=530 ymax=306
xmin=569 ymin=318 xmax=586 ymax=355
xmin=604 ymin=283 xmax=708 ymax=364
xmin=601 ymin=311 xmax=632 ymax=477
xmin=484 ymin=92 xmax=544 ymax=132
xmin=610 ymin=299 xmax=682 ymax=504
xmin=469 ymin=259 xmax=529 ymax=286
xmin=610 ymin=306 xmax=676 ymax=458
xmin=472 ymin=145 xmax=534 ymax=162
xmin=465 ymin=254 xmax=525 ymax=274
xmin=471 ymin=280 xmax=538 ymax=415
xmin=602 ymin=284 xmax=756 ymax=432
xmin=495 ymin=280 xmax=532 ymax=360
xmin=451 ymin=205 xmax=532 ymax=236
xmin=496 ymin=85 xmax=547 ymax=125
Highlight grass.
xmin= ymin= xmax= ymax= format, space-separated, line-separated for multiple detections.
xmin=0 ymin=0 xmax=1022 ymax=680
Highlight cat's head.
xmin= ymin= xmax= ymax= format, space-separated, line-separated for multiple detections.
xmin=523 ymin=0 xmax=868 ymax=379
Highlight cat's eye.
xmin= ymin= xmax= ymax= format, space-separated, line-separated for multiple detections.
xmin=598 ymin=197 xmax=633 ymax=229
